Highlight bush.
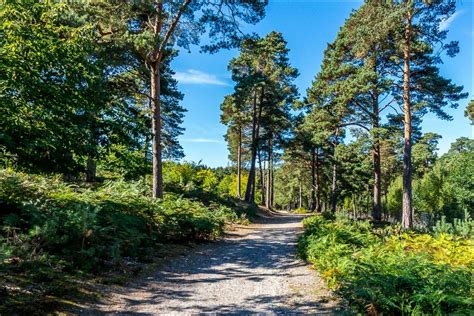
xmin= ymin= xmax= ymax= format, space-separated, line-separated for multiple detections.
xmin=298 ymin=215 xmax=474 ymax=314
xmin=293 ymin=207 xmax=311 ymax=214
xmin=387 ymin=149 xmax=474 ymax=223
xmin=0 ymin=169 xmax=240 ymax=271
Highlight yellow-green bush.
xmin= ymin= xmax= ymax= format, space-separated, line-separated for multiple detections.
xmin=293 ymin=207 xmax=311 ymax=214
xmin=298 ymin=215 xmax=474 ymax=314
xmin=387 ymin=233 xmax=474 ymax=268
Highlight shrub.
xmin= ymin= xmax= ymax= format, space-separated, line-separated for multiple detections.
xmin=293 ymin=207 xmax=311 ymax=214
xmin=298 ymin=215 xmax=474 ymax=314
xmin=0 ymin=169 xmax=240 ymax=271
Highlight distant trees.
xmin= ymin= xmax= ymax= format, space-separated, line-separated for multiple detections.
xmin=221 ymin=32 xmax=298 ymax=206
xmin=221 ymin=95 xmax=250 ymax=199
xmin=466 ymin=100 xmax=474 ymax=123
xmin=292 ymin=0 xmax=467 ymax=226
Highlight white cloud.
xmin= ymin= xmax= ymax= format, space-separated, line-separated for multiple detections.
xmin=439 ymin=10 xmax=463 ymax=31
xmin=173 ymin=69 xmax=229 ymax=86
xmin=182 ymin=138 xmax=224 ymax=144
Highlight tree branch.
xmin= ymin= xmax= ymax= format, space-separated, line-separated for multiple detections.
xmin=154 ymin=0 xmax=191 ymax=62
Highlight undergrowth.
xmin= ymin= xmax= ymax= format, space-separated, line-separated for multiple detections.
xmin=298 ymin=214 xmax=474 ymax=315
xmin=0 ymin=169 xmax=252 ymax=313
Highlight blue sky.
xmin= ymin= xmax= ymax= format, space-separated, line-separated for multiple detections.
xmin=171 ymin=0 xmax=473 ymax=167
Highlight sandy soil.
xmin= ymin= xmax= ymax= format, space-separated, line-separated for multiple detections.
xmin=82 ymin=212 xmax=340 ymax=314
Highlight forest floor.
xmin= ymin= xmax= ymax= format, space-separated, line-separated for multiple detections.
xmin=77 ymin=211 xmax=342 ymax=314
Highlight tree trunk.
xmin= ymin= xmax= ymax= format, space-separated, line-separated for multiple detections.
xmin=237 ymin=126 xmax=242 ymax=199
xmin=330 ymin=163 xmax=337 ymax=213
xmin=245 ymin=90 xmax=258 ymax=203
xmin=265 ymin=137 xmax=272 ymax=209
xmin=85 ymin=156 xmax=96 ymax=182
xmin=372 ymin=94 xmax=382 ymax=221
xmin=298 ymin=181 xmax=302 ymax=209
xmin=258 ymin=149 xmax=265 ymax=204
xmin=151 ymin=64 xmax=163 ymax=198
xmin=63 ymin=151 xmax=75 ymax=181
xmin=330 ymin=127 xmax=339 ymax=213
xmin=402 ymin=10 xmax=413 ymax=228
xmin=315 ymin=147 xmax=322 ymax=213
xmin=271 ymin=164 xmax=274 ymax=207
xmin=310 ymin=148 xmax=317 ymax=211
xmin=144 ymin=133 xmax=150 ymax=163
xmin=245 ymin=87 xmax=263 ymax=203
xmin=352 ymin=195 xmax=356 ymax=219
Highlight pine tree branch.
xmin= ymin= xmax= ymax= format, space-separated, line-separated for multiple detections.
xmin=155 ymin=0 xmax=191 ymax=62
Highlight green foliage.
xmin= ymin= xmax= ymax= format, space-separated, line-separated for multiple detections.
xmin=162 ymin=161 xmax=228 ymax=194
xmin=97 ymin=144 xmax=150 ymax=180
xmin=0 ymin=1 xmax=98 ymax=173
xmin=194 ymin=169 xmax=219 ymax=192
xmin=386 ymin=145 xmax=474 ymax=221
xmin=217 ymin=173 xmax=248 ymax=198
xmin=0 ymin=169 xmax=242 ymax=272
xmin=297 ymin=215 xmax=377 ymax=288
xmin=298 ymin=215 xmax=474 ymax=314
xmin=433 ymin=212 xmax=474 ymax=239
xmin=293 ymin=208 xmax=311 ymax=214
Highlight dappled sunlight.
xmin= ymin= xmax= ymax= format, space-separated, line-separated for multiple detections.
xmin=90 ymin=213 xmax=339 ymax=314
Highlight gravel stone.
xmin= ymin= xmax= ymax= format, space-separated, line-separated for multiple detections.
xmin=90 ymin=213 xmax=339 ymax=314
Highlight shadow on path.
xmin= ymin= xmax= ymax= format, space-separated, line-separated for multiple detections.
xmin=82 ymin=212 xmax=341 ymax=314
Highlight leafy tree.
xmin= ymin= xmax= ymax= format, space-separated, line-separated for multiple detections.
xmin=466 ymin=99 xmax=474 ymax=123
xmin=412 ymin=132 xmax=441 ymax=177
xmin=448 ymin=137 xmax=474 ymax=154
xmin=0 ymin=2 xmax=100 ymax=174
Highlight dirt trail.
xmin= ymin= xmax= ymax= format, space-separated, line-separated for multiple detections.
xmin=87 ymin=212 xmax=338 ymax=314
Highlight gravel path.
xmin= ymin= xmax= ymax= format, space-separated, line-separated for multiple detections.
xmin=89 ymin=212 xmax=338 ymax=314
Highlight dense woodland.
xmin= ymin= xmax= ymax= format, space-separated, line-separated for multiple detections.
xmin=0 ymin=0 xmax=473 ymax=314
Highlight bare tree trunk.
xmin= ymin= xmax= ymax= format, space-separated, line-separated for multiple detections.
xmin=237 ymin=126 xmax=242 ymax=199
xmin=298 ymin=181 xmax=302 ymax=209
xmin=402 ymin=9 xmax=413 ymax=228
xmin=372 ymin=94 xmax=382 ymax=221
xmin=63 ymin=151 xmax=74 ymax=181
xmin=330 ymin=163 xmax=337 ymax=212
xmin=352 ymin=195 xmax=356 ymax=219
xmin=315 ymin=147 xmax=322 ymax=213
xmin=270 ymin=163 xmax=274 ymax=207
xmin=151 ymin=64 xmax=163 ymax=198
xmin=86 ymin=156 xmax=96 ymax=182
xmin=310 ymin=148 xmax=317 ymax=211
xmin=144 ymin=133 xmax=150 ymax=163
xmin=265 ymin=137 xmax=272 ymax=209
xmin=245 ymin=90 xmax=258 ymax=203
xmin=245 ymin=87 xmax=263 ymax=203
xmin=258 ymin=149 xmax=265 ymax=204
xmin=330 ymin=127 xmax=339 ymax=213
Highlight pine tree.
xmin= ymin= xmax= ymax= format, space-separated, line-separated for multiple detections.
xmin=306 ymin=2 xmax=400 ymax=220
xmin=88 ymin=0 xmax=267 ymax=198
xmin=226 ymin=32 xmax=298 ymax=204
xmin=389 ymin=0 xmax=468 ymax=228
